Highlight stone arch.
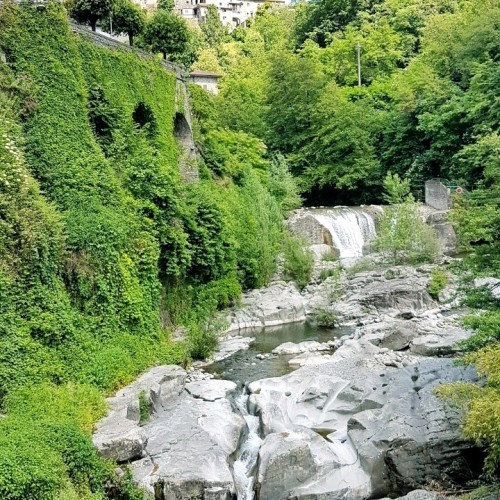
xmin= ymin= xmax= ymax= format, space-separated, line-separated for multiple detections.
xmin=173 ymin=112 xmax=192 ymax=147
xmin=132 ymin=102 xmax=157 ymax=137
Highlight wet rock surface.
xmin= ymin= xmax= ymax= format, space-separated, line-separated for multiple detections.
xmin=227 ymin=281 xmax=306 ymax=331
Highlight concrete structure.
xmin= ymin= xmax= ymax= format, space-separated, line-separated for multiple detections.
xmin=189 ymin=69 xmax=221 ymax=93
xmin=71 ymin=21 xmax=199 ymax=183
xmin=425 ymin=179 xmax=453 ymax=211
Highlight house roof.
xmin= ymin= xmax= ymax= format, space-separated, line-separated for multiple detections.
xmin=189 ymin=70 xmax=222 ymax=78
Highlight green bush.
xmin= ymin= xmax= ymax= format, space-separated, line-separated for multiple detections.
xmin=186 ymin=316 xmax=224 ymax=361
xmin=139 ymin=390 xmax=150 ymax=425
xmin=427 ymin=269 xmax=448 ymax=299
xmin=0 ymin=3 xmax=288 ymax=497
xmin=312 ymin=307 xmax=338 ymax=328
xmin=318 ymin=267 xmax=341 ymax=282
xmin=0 ymin=419 xmax=66 ymax=500
xmin=345 ymin=258 xmax=377 ymax=277
xmin=374 ymin=202 xmax=439 ymax=265
xmin=283 ymin=235 xmax=314 ymax=290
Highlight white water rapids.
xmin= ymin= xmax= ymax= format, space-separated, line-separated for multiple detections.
xmin=232 ymin=392 xmax=263 ymax=500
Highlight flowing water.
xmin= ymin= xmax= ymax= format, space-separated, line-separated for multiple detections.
xmin=311 ymin=207 xmax=378 ymax=259
xmin=206 ymin=207 xmax=378 ymax=498
xmin=291 ymin=206 xmax=380 ymax=260
xmin=232 ymin=392 xmax=263 ymax=500
xmin=205 ymin=322 xmax=353 ymax=499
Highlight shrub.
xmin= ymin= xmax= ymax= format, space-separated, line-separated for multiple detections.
xmin=321 ymin=251 xmax=338 ymax=263
xmin=374 ymin=202 xmax=439 ymax=265
xmin=139 ymin=390 xmax=149 ymax=425
xmin=186 ymin=316 xmax=223 ymax=361
xmin=0 ymin=419 xmax=66 ymax=500
xmin=318 ymin=267 xmax=341 ymax=282
xmin=312 ymin=307 xmax=338 ymax=328
xmin=283 ymin=235 xmax=314 ymax=290
xmin=427 ymin=269 xmax=448 ymax=299
xmin=345 ymin=257 xmax=377 ymax=277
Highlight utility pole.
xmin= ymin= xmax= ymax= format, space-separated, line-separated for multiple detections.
xmin=357 ymin=41 xmax=361 ymax=87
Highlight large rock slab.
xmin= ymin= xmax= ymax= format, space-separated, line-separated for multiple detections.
xmin=410 ymin=327 xmax=471 ymax=356
xmin=348 ymin=358 xmax=480 ymax=496
xmin=132 ymin=391 xmax=245 ymax=498
xmin=248 ymin=342 xmax=480 ymax=499
xmin=93 ymin=368 xmax=246 ymax=498
xmin=185 ymin=379 xmax=237 ymax=402
xmin=350 ymin=276 xmax=434 ymax=316
xmin=227 ymin=281 xmax=306 ymax=331
xmin=272 ymin=340 xmax=330 ymax=355
xmin=93 ymin=365 xmax=186 ymax=462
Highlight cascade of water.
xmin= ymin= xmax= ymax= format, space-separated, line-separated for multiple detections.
xmin=311 ymin=208 xmax=377 ymax=259
xmin=232 ymin=392 xmax=263 ymax=500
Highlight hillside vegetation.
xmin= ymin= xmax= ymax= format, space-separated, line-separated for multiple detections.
xmin=0 ymin=3 xmax=295 ymax=497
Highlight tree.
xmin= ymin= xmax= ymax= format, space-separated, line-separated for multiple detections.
xmin=110 ymin=0 xmax=145 ymax=46
xmin=70 ymin=0 xmax=114 ymax=32
xmin=293 ymin=0 xmax=383 ymax=48
xmin=158 ymin=0 xmax=174 ymax=11
xmin=144 ymin=10 xmax=188 ymax=60
xmin=200 ymin=5 xmax=228 ymax=47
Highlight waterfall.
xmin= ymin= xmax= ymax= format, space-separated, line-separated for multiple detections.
xmin=232 ymin=392 xmax=262 ymax=500
xmin=290 ymin=207 xmax=380 ymax=260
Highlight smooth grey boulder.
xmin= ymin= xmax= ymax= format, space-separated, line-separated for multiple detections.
xmin=473 ymin=277 xmax=500 ymax=300
xmin=256 ymin=428 xmax=372 ymax=500
xmin=185 ymin=379 xmax=237 ymax=402
xmin=212 ymin=336 xmax=255 ymax=362
xmin=256 ymin=431 xmax=318 ymax=500
xmin=248 ymin=350 xmax=396 ymax=499
xmin=132 ymin=390 xmax=245 ymax=498
xmin=348 ymin=358 xmax=480 ymax=496
xmin=380 ymin=490 xmax=446 ymax=500
xmin=93 ymin=368 xmax=246 ymax=498
xmin=350 ymin=276 xmax=434 ymax=315
xmin=288 ymin=351 xmax=335 ymax=367
xmin=93 ymin=365 xmax=186 ymax=462
xmin=410 ymin=327 xmax=471 ymax=356
xmin=362 ymin=320 xmax=417 ymax=351
xmin=272 ymin=340 xmax=330 ymax=355
xmin=226 ymin=281 xmax=306 ymax=331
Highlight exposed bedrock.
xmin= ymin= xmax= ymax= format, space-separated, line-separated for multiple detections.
xmin=93 ymin=368 xmax=245 ymax=498
xmin=248 ymin=347 xmax=479 ymax=499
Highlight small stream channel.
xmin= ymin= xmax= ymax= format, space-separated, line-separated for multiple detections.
xmin=204 ymin=322 xmax=354 ymax=499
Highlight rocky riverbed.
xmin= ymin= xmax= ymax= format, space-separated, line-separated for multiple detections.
xmin=93 ymin=261 xmax=485 ymax=499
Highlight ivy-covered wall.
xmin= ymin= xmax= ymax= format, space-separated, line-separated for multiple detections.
xmin=0 ymin=3 xmax=286 ymax=497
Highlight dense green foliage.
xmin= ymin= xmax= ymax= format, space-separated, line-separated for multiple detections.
xmin=144 ymin=9 xmax=189 ymax=61
xmin=0 ymin=3 xmax=289 ymax=497
xmin=282 ymin=236 xmax=314 ymax=290
xmin=191 ymin=1 xmax=499 ymax=477
xmin=196 ymin=0 xmax=498 ymax=204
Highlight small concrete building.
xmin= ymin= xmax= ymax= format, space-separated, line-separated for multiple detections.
xmin=189 ymin=69 xmax=221 ymax=94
